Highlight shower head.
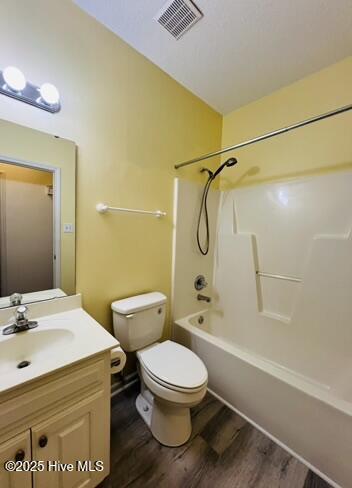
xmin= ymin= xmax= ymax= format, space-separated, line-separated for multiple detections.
xmin=212 ymin=157 xmax=238 ymax=178
xmin=197 ymin=156 xmax=238 ymax=255
xmin=200 ymin=157 xmax=238 ymax=181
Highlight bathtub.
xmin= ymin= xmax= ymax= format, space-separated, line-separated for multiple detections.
xmin=174 ymin=310 xmax=352 ymax=488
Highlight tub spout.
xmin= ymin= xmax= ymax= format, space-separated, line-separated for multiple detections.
xmin=197 ymin=294 xmax=211 ymax=303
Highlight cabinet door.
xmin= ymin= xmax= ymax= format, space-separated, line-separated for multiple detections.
xmin=0 ymin=430 xmax=32 ymax=488
xmin=32 ymin=393 xmax=108 ymax=488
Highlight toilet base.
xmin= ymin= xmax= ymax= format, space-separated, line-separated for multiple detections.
xmin=136 ymin=392 xmax=153 ymax=428
xmin=136 ymin=392 xmax=192 ymax=447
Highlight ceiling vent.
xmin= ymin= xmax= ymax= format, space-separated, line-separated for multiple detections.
xmin=155 ymin=0 xmax=203 ymax=40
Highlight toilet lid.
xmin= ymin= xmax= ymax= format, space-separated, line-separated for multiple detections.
xmin=138 ymin=341 xmax=208 ymax=390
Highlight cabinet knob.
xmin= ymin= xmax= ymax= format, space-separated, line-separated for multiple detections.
xmin=38 ymin=435 xmax=48 ymax=448
xmin=15 ymin=449 xmax=25 ymax=462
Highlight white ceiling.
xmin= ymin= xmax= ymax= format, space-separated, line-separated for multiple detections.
xmin=74 ymin=0 xmax=352 ymax=114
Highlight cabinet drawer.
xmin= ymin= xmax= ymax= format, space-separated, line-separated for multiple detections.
xmin=0 ymin=358 xmax=105 ymax=433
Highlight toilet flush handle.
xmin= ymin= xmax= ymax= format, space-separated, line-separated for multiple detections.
xmin=126 ymin=314 xmax=134 ymax=319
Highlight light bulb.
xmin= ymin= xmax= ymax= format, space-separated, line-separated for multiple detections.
xmin=3 ymin=66 xmax=26 ymax=92
xmin=39 ymin=83 xmax=60 ymax=105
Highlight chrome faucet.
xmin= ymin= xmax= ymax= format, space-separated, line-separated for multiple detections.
xmin=197 ymin=294 xmax=211 ymax=303
xmin=2 ymin=305 xmax=38 ymax=335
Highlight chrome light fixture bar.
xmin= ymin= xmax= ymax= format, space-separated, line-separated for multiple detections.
xmin=0 ymin=66 xmax=60 ymax=113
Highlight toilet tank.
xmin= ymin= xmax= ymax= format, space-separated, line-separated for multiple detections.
xmin=111 ymin=292 xmax=167 ymax=352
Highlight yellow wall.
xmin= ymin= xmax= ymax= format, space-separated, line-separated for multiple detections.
xmin=221 ymin=57 xmax=352 ymax=190
xmin=0 ymin=0 xmax=222 ymax=332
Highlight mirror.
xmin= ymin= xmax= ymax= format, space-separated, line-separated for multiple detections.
xmin=0 ymin=119 xmax=76 ymax=308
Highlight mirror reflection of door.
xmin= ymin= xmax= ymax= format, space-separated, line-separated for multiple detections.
xmin=0 ymin=162 xmax=54 ymax=296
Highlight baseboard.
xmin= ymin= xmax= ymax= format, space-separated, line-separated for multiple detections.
xmin=111 ymin=371 xmax=139 ymax=398
xmin=207 ymin=387 xmax=340 ymax=488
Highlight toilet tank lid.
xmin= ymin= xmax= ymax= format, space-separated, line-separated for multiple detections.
xmin=111 ymin=292 xmax=167 ymax=314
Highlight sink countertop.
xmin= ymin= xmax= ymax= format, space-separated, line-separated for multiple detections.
xmin=0 ymin=305 xmax=118 ymax=395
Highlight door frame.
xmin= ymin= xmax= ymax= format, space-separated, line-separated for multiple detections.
xmin=0 ymin=155 xmax=61 ymax=289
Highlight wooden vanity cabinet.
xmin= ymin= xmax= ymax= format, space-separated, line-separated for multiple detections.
xmin=0 ymin=353 xmax=111 ymax=488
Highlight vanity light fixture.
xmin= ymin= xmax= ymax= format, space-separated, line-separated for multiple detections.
xmin=39 ymin=82 xmax=60 ymax=106
xmin=0 ymin=66 xmax=61 ymax=113
xmin=2 ymin=66 xmax=26 ymax=92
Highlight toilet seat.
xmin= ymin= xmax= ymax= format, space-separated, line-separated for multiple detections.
xmin=137 ymin=340 xmax=208 ymax=393
xmin=142 ymin=365 xmax=206 ymax=393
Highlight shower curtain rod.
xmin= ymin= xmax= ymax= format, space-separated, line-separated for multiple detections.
xmin=174 ymin=103 xmax=352 ymax=170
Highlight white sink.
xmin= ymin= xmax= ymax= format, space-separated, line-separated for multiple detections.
xmin=0 ymin=328 xmax=74 ymax=375
xmin=0 ymin=298 xmax=118 ymax=394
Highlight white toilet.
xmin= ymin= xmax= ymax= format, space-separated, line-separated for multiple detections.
xmin=111 ymin=292 xmax=208 ymax=447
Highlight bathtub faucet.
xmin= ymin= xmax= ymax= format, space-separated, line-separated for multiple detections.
xmin=197 ymin=294 xmax=211 ymax=303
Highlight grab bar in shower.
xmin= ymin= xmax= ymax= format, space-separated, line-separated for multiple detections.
xmin=256 ymin=271 xmax=302 ymax=283
xmin=96 ymin=203 xmax=167 ymax=218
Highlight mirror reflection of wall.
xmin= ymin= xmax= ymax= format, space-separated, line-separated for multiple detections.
xmin=0 ymin=163 xmax=54 ymax=296
xmin=0 ymin=119 xmax=76 ymax=309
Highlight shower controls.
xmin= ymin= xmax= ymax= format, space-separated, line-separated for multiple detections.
xmin=198 ymin=316 xmax=204 ymax=325
xmin=194 ymin=275 xmax=208 ymax=291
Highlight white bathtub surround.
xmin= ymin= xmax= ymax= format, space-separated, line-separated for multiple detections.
xmin=214 ymin=171 xmax=352 ymax=387
xmin=172 ymin=170 xmax=352 ymax=487
xmin=172 ymin=178 xmax=220 ymax=320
